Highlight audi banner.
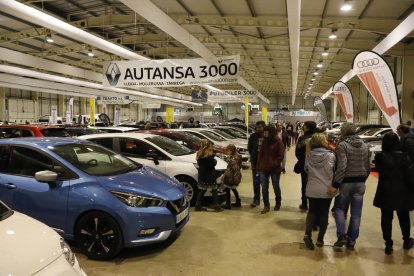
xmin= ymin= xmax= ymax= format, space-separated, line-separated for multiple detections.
xmin=352 ymin=50 xmax=400 ymax=131
xmin=313 ymin=96 xmax=328 ymax=122
xmin=332 ymin=81 xmax=354 ymax=123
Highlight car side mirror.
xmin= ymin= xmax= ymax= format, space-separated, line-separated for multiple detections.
xmin=35 ymin=170 xmax=58 ymax=187
xmin=146 ymin=152 xmax=160 ymax=165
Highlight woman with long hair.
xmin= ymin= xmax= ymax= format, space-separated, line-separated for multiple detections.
xmin=195 ymin=140 xmax=222 ymax=212
xmin=222 ymin=144 xmax=242 ymax=209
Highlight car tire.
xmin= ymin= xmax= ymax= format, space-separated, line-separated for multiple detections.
xmin=175 ymin=176 xmax=198 ymax=206
xmin=75 ymin=211 xmax=123 ymax=260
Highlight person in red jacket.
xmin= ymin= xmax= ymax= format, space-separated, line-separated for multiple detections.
xmin=256 ymin=125 xmax=285 ymax=214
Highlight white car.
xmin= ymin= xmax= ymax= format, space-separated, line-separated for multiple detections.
xmin=359 ymin=127 xmax=392 ymax=142
xmin=79 ymin=133 xmax=227 ymax=205
xmin=90 ymin=126 xmax=139 ymax=133
xmin=0 ymin=201 xmax=86 ymax=276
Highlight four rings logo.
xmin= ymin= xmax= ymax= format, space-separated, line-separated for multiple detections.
xmin=357 ymin=58 xmax=380 ymax=68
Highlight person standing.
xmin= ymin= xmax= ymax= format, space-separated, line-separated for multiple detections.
xmin=295 ymin=121 xmax=317 ymax=211
xmin=276 ymin=122 xmax=290 ymax=174
xmin=195 ymin=140 xmax=222 ymax=212
xmin=248 ymin=121 xmax=266 ymax=208
xmin=256 ymin=125 xmax=285 ymax=214
xmin=328 ymin=123 xmax=370 ymax=249
xmin=397 ymin=124 xmax=414 ymax=161
xmin=222 ymin=144 xmax=242 ymax=209
xmin=303 ymin=133 xmax=336 ymax=250
xmin=373 ymin=132 xmax=414 ymax=254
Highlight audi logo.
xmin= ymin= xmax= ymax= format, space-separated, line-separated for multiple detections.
xmin=357 ymin=58 xmax=380 ymax=68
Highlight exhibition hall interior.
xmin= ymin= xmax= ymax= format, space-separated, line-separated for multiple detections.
xmin=0 ymin=0 xmax=413 ymax=275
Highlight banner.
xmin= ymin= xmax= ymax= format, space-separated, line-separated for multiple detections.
xmin=208 ymin=89 xmax=258 ymax=103
xmin=68 ymin=97 xmax=73 ymax=125
xmin=262 ymin=107 xmax=268 ymax=124
xmin=244 ymin=96 xmax=249 ymax=127
xmin=97 ymin=96 xmax=131 ymax=105
xmin=313 ymin=97 xmax=328 ymax=122
xmin=89 ymin=98 xmax=95 ymax=126
xmin=103 ymin=55 xmax=240 ymax=87
xmin=50 ymin=105 xmax=58 ymax=124
xmin=114 ymin=106 xmax=121 ymax=126
xmin=166 ymin=106 xmax=174 ymax=123
xmin=352 ymin=50 xmax=400 ymax=131
xmin=332 ymin=81 xmax=354 ymax=123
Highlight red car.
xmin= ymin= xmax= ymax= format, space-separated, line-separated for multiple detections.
xmin=0 ymin=124 xmax=69 ymax=138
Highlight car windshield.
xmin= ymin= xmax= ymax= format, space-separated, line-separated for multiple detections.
xmin=362 ymin=128 xmax=381 ymax=136
xmin=146 ymin=135 xmax=194 ymax=156
xmin=40 ymin=128 xmax=70 ymax=137
xmin=199 ymin=130 xmax=225 ymax=142
xmin=0 ymin=201 xmax=13 ymax=221
xmin=223 ymin=128 xmax=245 ymax=138
xmin=50 ymin=143 xmax=138 ymax=176
xmin=180 ymin=132 xmax=203 ymax=146
xmin=211 ymin=129 xmax=235 ymax=139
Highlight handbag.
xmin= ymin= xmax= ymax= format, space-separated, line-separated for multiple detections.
xmin=293 ymin=161 xmax=303 ymax=174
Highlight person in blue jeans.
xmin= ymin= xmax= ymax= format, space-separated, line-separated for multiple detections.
xmin=248 ymin=121 xmax=266 ymax=207
xmin=328 ymin=123 xmax=370 ymax=249
xmin=256 ymin=125 xmax=285 ymax=214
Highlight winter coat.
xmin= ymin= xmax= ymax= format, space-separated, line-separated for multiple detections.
xmin=248 ymin=132 xmax=263 ymax=168
xmin=333 ymin=135 xmax=370 ymax=188
xmin=256 ymin=137 xmax=284 ymax=173
xmin=305 ymin=147 xmax=336 ymax=198
xmin=223 ymin=154 xmax=242 ymax=188
xmin=197 ymin=154 xmax=217 ymax=184
xmin=400 ymin=133 xmax=414 ymax=162
xmin=294 ymin=131 xmax=314 ymax=173
xmin=373 ymin=151 xmax=414 ymax=211
xmin=277 ymin=130 xmax=291 ymax=148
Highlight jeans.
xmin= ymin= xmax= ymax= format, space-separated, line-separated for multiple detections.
xmin=381 ymin=209 xmax=411 ymax=246
xmin=260 ymin=171 xmax=281 ymax=208
xmin=334 ymin=182 xmax=366 ymax=245
xmin=305 ymin=198 xmax=332 ymax=241
xmin=251 ymin=167 xmax=261 ymax=204
xmin=300 ymin=172 xmax=308 ymax=207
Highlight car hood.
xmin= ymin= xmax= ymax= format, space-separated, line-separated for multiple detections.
xmin=96 ymin=166 xmax=186 ymax=200
xmin=0 ymin=211 xmax=63 ymax=275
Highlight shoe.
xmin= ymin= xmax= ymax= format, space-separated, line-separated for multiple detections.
xmin=403 ymin=238 xmax=414 ymax=249
xmin=231 ymin=202 xmax=241 ymax=207
xmin=316 ymin=240 xmax=324 ymax=247
xmin=333 ymin=235 xmax=347 ymax=248
xmin=346 ymin=243 xmax=355 ymax=250
xmin=214 ymin=206 xmax=224 ymax=212
xmin=303 ymin=235 xmax=315 ymax=250
xmin=282 ymin=168 xmax=286 ymax=174
xmin=222 ymin=204 xmax=231 ymax=210
xmin=274 ymin=204 xmax=281 ymax=211
xmin=299 ymin=204 xmax=308 ymax=211
xmin=195 ymin=206 xmax=207 ymax=211
xmin=385 ymin=245 xmax=393 ymax=255
xmin=261 ymin=207 xmax=270 ymax=214
xmin=250 ymin=202 xmax=257 ymax=208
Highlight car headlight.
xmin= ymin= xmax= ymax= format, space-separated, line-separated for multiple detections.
xmin=110 ymin=191 xmax=164 ymax=207
xmin=60 ymin=238 xmax=75 ymax=266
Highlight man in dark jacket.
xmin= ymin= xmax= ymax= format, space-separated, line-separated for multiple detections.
xmin=397 ymin=124 xmax=414 ymax=161
xmin=276 ymin=122 xmax=290 ymax=174
xmin=295 ymin=121 xmax=317 ymax=210
xmin=248 ymin=120 xmax=266 ymax=207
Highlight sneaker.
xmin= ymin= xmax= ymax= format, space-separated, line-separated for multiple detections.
xmin=316 ymin=240 xmax=324 ymax=247
xmin=385 ymin=245 xmax=393 ymax=255
xmin=274 ymin=205 xmax=281 ymax=211
xmin=303 ymin=235 xmax=315 ymax=250
xmin=231 ymin=202 xmax=242 ymax=207
xmin=261 ymin=207 xmax=270 ymax=214
xmin=282 ymin=168 xmax=286 ymax=174
xmin=333 ymin=235 xmax=347 ymax=248
xmin=195 ymin=206 xmax=207 ymax=211
xmin=346 ymin=243 xmax=355 ymax=250
xmin=403 ymin=238 xmax=414 ymax=249
xmin=299 ymin=204 xmax=308 ymax=211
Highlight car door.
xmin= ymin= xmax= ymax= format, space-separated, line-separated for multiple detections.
xmin=0 ymin=145 xmax=73 ymax=231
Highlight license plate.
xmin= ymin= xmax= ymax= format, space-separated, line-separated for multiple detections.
xmin=176 ymin=208 xmax=189 ymax=224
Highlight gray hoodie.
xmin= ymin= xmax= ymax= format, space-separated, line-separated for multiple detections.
xmin=305 ymin=147 xmax=336 ymax=198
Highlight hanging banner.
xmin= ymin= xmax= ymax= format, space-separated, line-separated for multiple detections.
xmin=262 ymin=107 xmax=268 ymax=124
xmin=89 ymin=98 xmax=95 ymax=126
xmin=103 ymin=55 xmax=240 ymax=87
xmin=352 ymin=50 xmax=400 ymax=131
xmin=208 ymin=89 xmax=258 ymax=103
xmin=97 ymin=96 xmax=131 ymax=105
xmin=166 ymin=106 xmax=174 ymax=123
xmin=332 ymin=81 xmax=354 ymax=123
xmin=67 ymin=97 xmax=74 ymax=125
xmin=244 ymin=96 xmax=249 ymax=127
xmin=50 ymin=105 xmax=58 ymax=125
xmin=114 ymin=105 xmax=121 ymax=126
xmin=313 ymin=97 xmax=328 ymax=122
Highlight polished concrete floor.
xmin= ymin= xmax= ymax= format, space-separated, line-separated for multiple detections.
xmin=77 ymin=148 xmax=414 ymax=276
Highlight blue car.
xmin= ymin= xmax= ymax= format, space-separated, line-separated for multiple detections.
xmin=0 ymin=138 xmax=189 ymax=260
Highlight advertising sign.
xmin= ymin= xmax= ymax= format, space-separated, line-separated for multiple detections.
xmin=352 ymin=50 xmax=400 ymax=131
xmin=97 ymin=96 xmax=131 ymax=105
xmin=208 ymin=89 xmax=258 ymax=103
xmin=313 ymin=97 xmax=328 ymax=122
xmin=50 ymin=105 xmax=58 ymax=124
xmin=114 ymin=106 xmax=121 ymax=126
xmin=103 ymin=55 xmax=240 ymax=87
xmin=332 ymin=81 xmax=354 ymax=123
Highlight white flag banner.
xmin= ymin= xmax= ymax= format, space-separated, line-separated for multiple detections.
xmin=207 ymin=89 xmax=258 ymax=103
xmin=114 ymin=106 xmax=121 ymax=126
xmin=332 ymin=81 xmax=354 ymax=123
xmin=313 ymin=97 xmax=328 ymax=122
xmin=352 ymin=50 xmax=400 ymax=131
xmin=103 ymin=55 xmax=240 ymax=87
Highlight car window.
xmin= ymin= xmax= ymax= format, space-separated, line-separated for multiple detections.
xmin=199 ymin=130 xmax=225 ymax=142
xmin=51 ymin=143 xmax=138 ymax=176
xmin=0 ymin=201 xmax=13 ymax=221
xmin=40 ymin=128 xmax=70 ymax=137
xmin=211 ymin=129 xmax=235 ymax=139
xmin=363 ymin=128 xmax=380 ymax=136
xmin=145 ymin=135 xmax=194 ymax=156
xmin=10 ymin=147 xmax=56 ymax=177
xmin=119 ymin=137 xmax=166 ymax=159
xmin=0 ymin=128 xmax=32 ymax=138
xmin=0 ymin=146 xmax=9 ymax=173
xmin=89 ymin=138 xmax=114 ymax=150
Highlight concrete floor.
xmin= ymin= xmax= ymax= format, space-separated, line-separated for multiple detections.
xmin=77 ymin=148 xmax=414 ymax=276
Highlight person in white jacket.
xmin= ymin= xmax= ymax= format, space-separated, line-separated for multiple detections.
xmin=303 ymin=133 xmax=336 ymax=250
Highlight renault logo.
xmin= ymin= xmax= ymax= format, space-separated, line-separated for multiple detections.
xmin=357 ymin=58 xmax=380 ymax=68
xmin=105 ymin=63 xmax=121 ymax=86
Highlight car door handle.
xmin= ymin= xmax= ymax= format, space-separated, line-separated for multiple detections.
xmin=0 ymin=183 xmax=17 ymax=189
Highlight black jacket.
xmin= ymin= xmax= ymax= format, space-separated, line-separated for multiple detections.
xmin=373 ymin=151 xmax=414 ymax=211
xmin=400 ymin=133 xmax=414 ymax=162
xmin=294 ymin=132 xmax=314 ymax=173
xmin=278 ymin=131 xmax=290 ymax=148
xmin=197 ymin=154 xmax=217 ymax=184
xmin=248 ymin=132 xmax=263 ymax=168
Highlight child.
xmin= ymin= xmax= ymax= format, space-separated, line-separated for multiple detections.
xmin=222 ymin=144 xmax=242 ymax=209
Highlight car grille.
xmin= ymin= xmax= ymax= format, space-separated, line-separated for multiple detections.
xmin=167 ymin=196 xmax=188 ymax=214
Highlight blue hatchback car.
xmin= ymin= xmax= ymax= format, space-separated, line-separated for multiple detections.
xmin=0 ymin=138 xmax=189 ymax=260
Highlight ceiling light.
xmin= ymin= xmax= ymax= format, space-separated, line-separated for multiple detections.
xmin=311 ymin=78 xmax=316 ymax=81
xmin=309 ymin=83 xmax=313 ymax=86
xmin=341 ymin=0 xmax=352 ymax=11
xmin=87 ymin=49 xmax=94 ymax=57
xmin=322 ymin=48 xmax=329 ymax=56
xmin=313 ymin=71 xmax=319 ymax=75
xmin=317 ymin=61 xmax=323 ymax=68
xmin=329 ymin=29 xmax=337 ymax=40
xmin=45 ymin=34 xmax=54 ymax=43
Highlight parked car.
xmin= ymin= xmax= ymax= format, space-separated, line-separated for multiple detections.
xmin=79 ymin=133 xmax=228 ymax=205
xmin=367 ymin=140 xmax=382 ymax=170
xmin=205 ymin=128 xmax=247 ymax=146
xmin=0 ymin=137 xmax=189 ymax=260
xmin=213 ymin=126 xmax=248 ymax=139
xmin=0 ymin=124 xmax=69 ymax=138
xmin=91 ymin=126 xmax=139 ymax=133
xmin=359 ymin=127 xmax=392 ymax=142
xmin=328 ymin=124 xmax=389 ymax=143
xmin=0 ymin=200 xmax=86 ymax=275
xmin=66 ymin=127 xmax=105 ymax=137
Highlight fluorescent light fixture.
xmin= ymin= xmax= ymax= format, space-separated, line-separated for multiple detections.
xmin=309 ymin=83 xmax=313 ymax=86
xmin=341 ymin=0 xmax=352 ymax=11
xmin=311 ymin=78 xmax=316 ymax=81
xmin=317 ymin=62 xmax=323 ymax=68
xmin=322 ymin=48 xmax=329 ymax=56
xmin=313 ymin=71 xmax=319 ymax=75
xmin=329 ymin=29 xmax=337 ymax=39
xmin=87 ymin=49 xmax=94 ymax=57
xmin=45 ymin=34 xmax=54 ymax=43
